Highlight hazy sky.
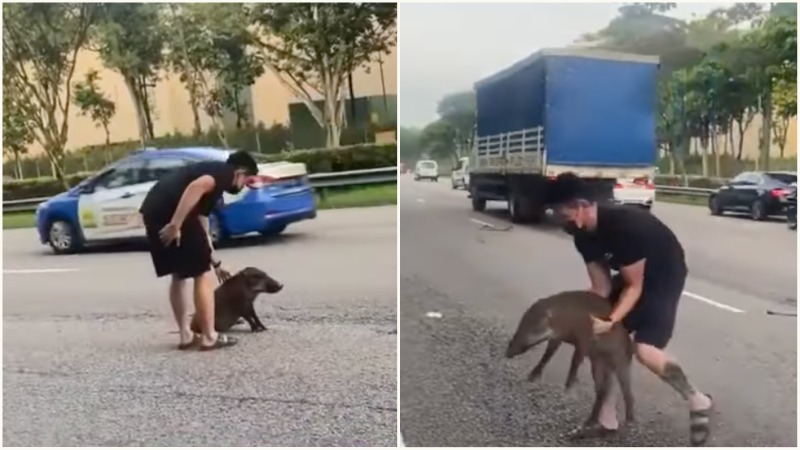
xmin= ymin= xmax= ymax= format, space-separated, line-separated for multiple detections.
xmin=399 ymin=2 xmax=734 ymax=127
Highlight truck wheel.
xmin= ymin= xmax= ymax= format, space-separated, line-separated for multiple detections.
xmin=509 ymin=195 xmax=524 ymax=223
xmin=471 ymin=187 xmax=486 ymax=212
xmin=509 ymin=193 xmax=544 ymax=224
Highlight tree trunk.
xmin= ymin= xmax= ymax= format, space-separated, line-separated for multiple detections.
xmin=14 ymin=151 xmax=22 ymax=179
xmin=667 ymin=147 xmax=675 ymax=175
xmin=712 ymin=127 xmax=721 ymax=178
xmin=728 ymin=124 xmax=734 ymax=156
xmin=139 ymin=77 xmax=155 ymax=140
xmin=209 ymin=115 xmax=229 ymax=148
xmin=736 ymin=120 xmax=746 ymax=161
xmin=776 ymin=116 xmax=789 ymax=158
xmin=760 ymin=93 xmax=772 ymax=171
xmin=188 ymin=82 xmax=202 ymax=136
xmin=103 ymin=123 xmax=111 ymax=145
xmin=47 ymin=148 xmax=68 ymax=189
xmin=124 ymin=75 xmax=150 ymax=146
xmin=323 ymin=90 xmax=343 ymax=148
xmin=234 ymin=89 xmax=243 ymax=129
xmin=700 ymin=140 xmax=709 ymax=178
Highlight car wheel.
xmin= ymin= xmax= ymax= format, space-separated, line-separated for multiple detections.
xmin=451 ymin=178 xmax=457 ymax=189
xmin=749 ymin=199 xmax=767 ymax=221
xmin=708 ymin=195 xmax=722 ymax=216
xmin=434 ymin=177 xmax=439 ymax=182
xmin=209 ymin=213 xmax=227 ymax=246
xmin=48 ymin=220 xmax=81 ymax=254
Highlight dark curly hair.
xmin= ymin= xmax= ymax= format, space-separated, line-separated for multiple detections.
xmin=547 ymin=172 xmax=594 ymax=205
xmin=226 ymin=150 xmax=258 ymax=176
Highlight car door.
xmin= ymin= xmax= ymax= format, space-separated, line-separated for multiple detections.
xmin=717 ymin=173 xmax=744 ymax=208
xmin=723 ymin=172 xmax=753 ymax=210
xmin=79 ymin=157 xmax=149 ymax=241
xmin=735 ymin=172 xmax=764 ymax=208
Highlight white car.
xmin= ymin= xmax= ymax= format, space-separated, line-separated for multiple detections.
xmin=414 ymin=160 xmax=439 ymax=182
xmin=451 ymin=157 xmax=470 ymax=190
xmin=613 ymin=176 xmax=655 ymax=209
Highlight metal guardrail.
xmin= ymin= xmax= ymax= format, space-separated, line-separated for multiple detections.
xmin=3 ymin=166 xmax=397 ymax=213
xmin=654 ymin=185 xmax=715 ymax=197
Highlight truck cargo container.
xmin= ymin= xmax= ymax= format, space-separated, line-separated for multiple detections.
xmin=469 ymin=48 xmax=660 ymax=222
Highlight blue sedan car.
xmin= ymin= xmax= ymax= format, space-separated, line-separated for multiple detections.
xmin=35 ymin=147 xmax=317 ymax=254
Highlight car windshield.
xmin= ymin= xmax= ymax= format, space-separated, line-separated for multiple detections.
xmin=419 ymin=161 xmax=436 ymax=169
xmin=767 ymin=172 xmax=797 ymax=184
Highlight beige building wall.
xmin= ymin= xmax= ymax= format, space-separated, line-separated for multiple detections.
xmin=16 ymin=42 xmax=397 ymax=157
xmin=687 ymin=114 xmax=798 ymax=159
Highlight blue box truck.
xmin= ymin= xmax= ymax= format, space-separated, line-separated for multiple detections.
xmin=468 ymin=48 xmax=660 ymax=223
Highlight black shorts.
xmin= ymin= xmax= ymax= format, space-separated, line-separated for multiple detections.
xmin=143 ymin=215 xmax=212 ymax=279
xmin=609 ymin=272 xmax=686 ymax=349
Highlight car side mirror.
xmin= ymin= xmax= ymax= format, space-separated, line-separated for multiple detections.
xmin=78 ymin=183 xmax=95 ymax=194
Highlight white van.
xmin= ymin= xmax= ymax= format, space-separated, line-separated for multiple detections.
xmin=451 ymin=156 xmax=470 ymax=190
xmin=414 ymin=160 xmax=439 ymax=182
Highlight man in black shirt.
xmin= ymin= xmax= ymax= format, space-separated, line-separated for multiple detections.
xmin=139 ymin=150 xmax=259 ymax=352
xmin=549 ymin=173 xmax=714 ymax=446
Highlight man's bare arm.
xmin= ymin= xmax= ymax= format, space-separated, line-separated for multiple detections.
xmin=198 ymin=215 xmax=217 ymax=261
xmin=609 ymin=259 xmax=646 ymax=323
xmin=170 ymin=175 xmax=216 ymax=228
xmin=586 ymin=262 xmax=613 ymax=298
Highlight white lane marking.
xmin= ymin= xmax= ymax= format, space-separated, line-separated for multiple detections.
xmin=683 ymin=290 xmax=745 ymax=314
xmin=399 ymin=433 xmax=405 ymax=447
xmin=4 ymin=268 xmax=80 ymax=274
xmin=425 ymin=311 xmax=443 ymax=319
xmin=416 ymin=198 xmax=425 ymax=203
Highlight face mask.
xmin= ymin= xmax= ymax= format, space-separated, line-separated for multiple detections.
xmin=562 ymin=222 xmax=581 ymax=236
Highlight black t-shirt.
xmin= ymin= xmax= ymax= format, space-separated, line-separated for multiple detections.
xmin=573 ymin=205 xmax=687 ymax=289
xmin=140 ymin=160 xmax=235 ymax=223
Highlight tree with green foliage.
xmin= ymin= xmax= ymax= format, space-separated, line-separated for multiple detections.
xmin=251 ymin=3 xmax=397 ymax=147
xmin=586 ymin=2 xmax=796 ymax=173
xmin=2 ymin=3 xmax=100 ymax=187
xmin=745 ymin=12 xmax=796 ymax=168
xmin=399 ymin=127 xmax=423 ymax=164
xmin=164 ymin=3 xmax=207 ymax=136
xmin=436 ymin=91 xmax=477 ymax=157
xmin=203 ymin=4 xmax=265 ymax=130
xmin=92 ymin=3 xmax=166 ymax=145
xmin=3 ymin=71 xmax=35 ymax=179
xmin=419 ymin=119 xmax=460 ymax=163
xmin=165 ymin=3 xmax=264 ymax=143
xmin=73 ymin=70 xmax=116 ymax=146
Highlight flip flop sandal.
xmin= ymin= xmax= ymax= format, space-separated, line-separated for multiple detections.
xmin=566 ymin=423 xmax=618 ymax=440
xmin=199 ymin=334 xmax=238 ymax=352
xmin=177 ymin=335 xmax=200 ymax=351
xmin=689 ymin=393 xmax=715 ymax=446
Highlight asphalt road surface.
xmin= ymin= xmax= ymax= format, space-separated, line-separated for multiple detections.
xmin=400 ymin=177 xmax=796 ymax=447
xmin=4 ymin=206 xmax=397 ymax=446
